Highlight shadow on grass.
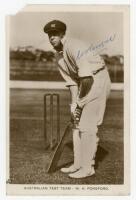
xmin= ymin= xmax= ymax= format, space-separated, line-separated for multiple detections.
xmin=49 ymin=141 xmax=108 ymax=172
xmin=95 ymin=146 xmax=109 ymax=169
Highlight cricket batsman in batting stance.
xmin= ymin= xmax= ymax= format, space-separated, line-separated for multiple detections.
xmin=43 ymin=20 xmax=111 ymax=178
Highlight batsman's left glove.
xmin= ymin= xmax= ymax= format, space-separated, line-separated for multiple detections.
xmin=73 ymin=104 xmax=82 ymax=124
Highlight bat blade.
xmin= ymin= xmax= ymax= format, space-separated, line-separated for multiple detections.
xmin=47 ymin=122 xmax=72 ymax=173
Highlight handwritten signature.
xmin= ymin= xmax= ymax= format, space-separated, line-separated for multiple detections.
xmin=76 ymin=34 xmax=116 ymax=60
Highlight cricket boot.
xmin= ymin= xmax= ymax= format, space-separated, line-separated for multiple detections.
xmin=61 ymin=129 xmax=81 ymax=173
xmin=68 ymin=166 xmax=95 ymax=178
xmin=69 ymin=133 xmax=99 ymax=178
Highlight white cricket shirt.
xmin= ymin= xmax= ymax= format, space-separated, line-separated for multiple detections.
xmin=56 ymin=37 xmax=105 ymax=87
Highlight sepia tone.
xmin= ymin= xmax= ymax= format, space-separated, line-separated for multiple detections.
xmin=7 ymin=4 xmax=129 ymax=196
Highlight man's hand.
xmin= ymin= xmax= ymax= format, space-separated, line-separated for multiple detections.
xmin=70 ymin=103 xmax=82 ymax=124
xmin=73 ymin=104 xmax=82 ymax=124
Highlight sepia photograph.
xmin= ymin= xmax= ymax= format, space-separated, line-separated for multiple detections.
xmin=6 ymin=4 xmax=130 ymax=195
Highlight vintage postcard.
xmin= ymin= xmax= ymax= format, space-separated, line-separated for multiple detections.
xmin=6 ymin=4 xmax=130 ymax=195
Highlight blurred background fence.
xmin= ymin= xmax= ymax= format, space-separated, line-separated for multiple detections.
xmin=10 ymin=47 xmax=124 ymax=83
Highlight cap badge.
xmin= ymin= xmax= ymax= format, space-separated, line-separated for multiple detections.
xmin=51 ymin=24 xmax=55 ymax=28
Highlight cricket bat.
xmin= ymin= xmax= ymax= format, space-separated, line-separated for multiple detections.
xmin=47 ymin=121 xmax=73 ymax=173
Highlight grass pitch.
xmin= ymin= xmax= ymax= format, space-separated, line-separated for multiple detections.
xmin=10 ymin=89 xmax=123 ymax=184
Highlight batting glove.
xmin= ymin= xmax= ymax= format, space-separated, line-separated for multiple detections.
xmin=73 ymin=104 xmax=82 ymax=123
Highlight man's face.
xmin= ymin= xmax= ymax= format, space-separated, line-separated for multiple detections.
xmin=48 ymin=30 xmax=64 ymax=48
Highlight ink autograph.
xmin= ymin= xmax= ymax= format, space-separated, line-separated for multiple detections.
xmin=76 ymin=34 xmax=116 ymax=60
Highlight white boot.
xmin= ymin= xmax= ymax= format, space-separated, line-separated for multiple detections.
xmin=69 ymin=166 xmax=95 ymax=178
xmin=69 ymin=133 xmax=99 ymax=178
xmin=60 ymin=164 xmax=80 ymax=173
xmin=61 ymin=129 xmax=81 ymax=173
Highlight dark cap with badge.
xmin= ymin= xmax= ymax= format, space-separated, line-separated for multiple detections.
xmin=44 ymin=20 xmax=66 ymax=34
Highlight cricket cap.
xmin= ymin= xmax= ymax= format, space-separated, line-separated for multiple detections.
xmin=44 ymin=20 xmax=66 ymax=34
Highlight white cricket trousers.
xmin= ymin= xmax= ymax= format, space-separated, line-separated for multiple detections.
xmin=73 ymin=68 xmax=111 ymax=171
